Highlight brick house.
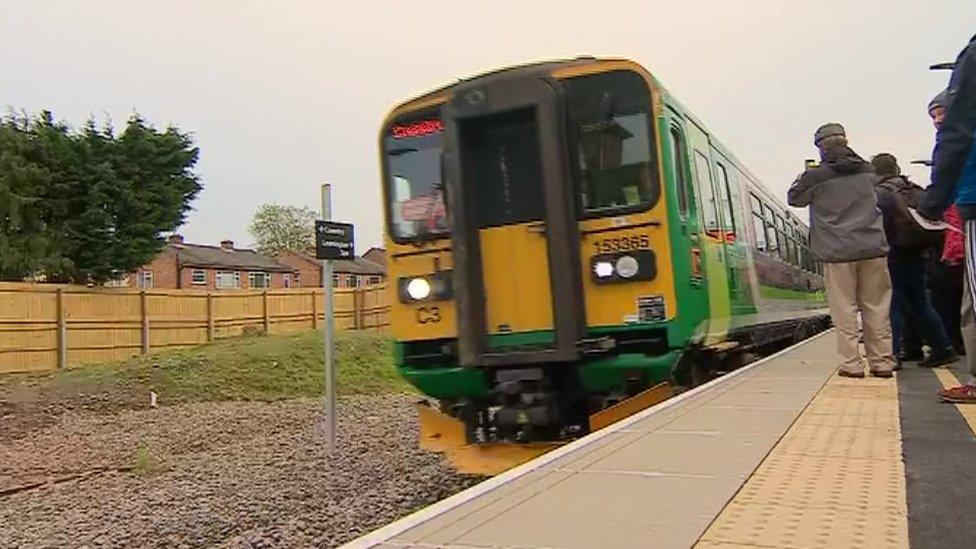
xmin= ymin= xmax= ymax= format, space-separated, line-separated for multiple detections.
xmin=362 ymin=247 xmax=387 ymax=270
xmin=129 ymin=235 xmax=296 ymax=290
xmin=275 ymin=249 xmax=386 ymax=288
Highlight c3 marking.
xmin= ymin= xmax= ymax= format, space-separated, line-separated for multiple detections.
xmin=416 ymin=306 xmax=442 ymax=324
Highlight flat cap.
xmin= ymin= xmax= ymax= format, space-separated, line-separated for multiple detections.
xmin=814 ymin=123 xmax=846 ymax=145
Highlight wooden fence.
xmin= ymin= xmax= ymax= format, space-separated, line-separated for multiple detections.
xmin=0 ymin=282 xmax=390 ymax=374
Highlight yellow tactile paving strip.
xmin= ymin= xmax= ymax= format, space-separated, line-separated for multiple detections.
xmin=932 ymin=367 xmax=976 ymax=436
xmin=696 ymin=373 xmax=909 ymax=549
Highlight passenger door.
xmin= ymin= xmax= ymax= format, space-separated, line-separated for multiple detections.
xmin=685 ymin=123 xmax=731 ymax=342
xmin=444 ymin=76 xmax=585 ymax=367
xmin=712 ymin=155 xmax=756 ymax=315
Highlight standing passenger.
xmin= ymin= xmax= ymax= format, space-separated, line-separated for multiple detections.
xmin=927 ymin=91 xmax=968 ymax=356
xmin=918 ymin=33 xmax=976 ymax=402
xmin=871 ymin=153 xmax=957 ymax=367
xmin=788 ymin=124 xmax=895 ymax=378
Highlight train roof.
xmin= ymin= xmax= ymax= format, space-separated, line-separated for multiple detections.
xmin=386 ymin=56 xmax=808 ymax=233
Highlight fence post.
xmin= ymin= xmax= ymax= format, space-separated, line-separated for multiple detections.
xmin=207 ymin=292 xmax=215 ymax=342
xmin=56 ymin=288 xmax=67 ymax=369
xmin=311 ymin=290 xmax=319 ymax=330
xmin=353 ymin=287 xmax=366 ymax=330
xmin=140 ymin=291 xmax=150 ymax=354
xmin=263 ymin=291 xmax=271 ymax=334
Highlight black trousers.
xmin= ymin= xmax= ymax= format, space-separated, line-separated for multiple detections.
xmin=930 ymin=261 xmax=965 ymax=352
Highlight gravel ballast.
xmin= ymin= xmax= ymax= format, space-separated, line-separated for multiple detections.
xmin=0 ymin=395 xmax=482 ymax=548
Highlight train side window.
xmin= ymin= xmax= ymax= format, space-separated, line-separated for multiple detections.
xmin=693 ymin=151 xmax=720 ymax=233
xmin=749 ymin=193 xmax=767 ymax=252
xmin=752 ymin=211 xmax=767 ymax=252
xmin=774 ymin=214 xmax=788 ymax=261
xmin=762 ymin=204 xmax=780 ymax=255
xmin=715 ymin=162 xmax=736 ymax=234
xmin=668 ymin=125 xmax=691 ymax=217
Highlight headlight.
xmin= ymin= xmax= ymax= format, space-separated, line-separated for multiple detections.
xmin=398 ymin=271 xmax=453 ymax=303
xmin=615 ymin=255 xmax=639 ymax=279
xmin=590 ymin=250 xmax=657 ymax=284
xmin=406 ymin=278 xmax=431 ymax=300
xmin=593 ymin=261 xmax=614 ymax=279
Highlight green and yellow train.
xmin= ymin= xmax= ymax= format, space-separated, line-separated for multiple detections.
xmin=379 ymin=57 xmax=829 ymax=468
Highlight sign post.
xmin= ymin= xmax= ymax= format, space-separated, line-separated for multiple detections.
xmin=316 ymin=184 xmax=355 ymax=450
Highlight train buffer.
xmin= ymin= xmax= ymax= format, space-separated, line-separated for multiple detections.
xmin=343 ymin=331 xmax=976 ymax=549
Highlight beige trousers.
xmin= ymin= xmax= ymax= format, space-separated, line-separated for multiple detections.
xmin=824 ymin=257 xmax=896 ymax=373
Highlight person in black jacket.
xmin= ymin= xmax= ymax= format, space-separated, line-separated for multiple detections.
xmin=873 ymin=154 xmax=957 ymax=368
xmin=918 ymin=33 xmax=976 ymax=403
xmin=919 ymin=33 xmax=976 ymax=221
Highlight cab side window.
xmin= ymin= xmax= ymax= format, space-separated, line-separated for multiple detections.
xmin=668 ymin=125 xmax=692 ymax=218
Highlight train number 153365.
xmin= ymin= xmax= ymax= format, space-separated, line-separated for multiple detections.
xmin=593 ymin=235 xmax=650 ymax=254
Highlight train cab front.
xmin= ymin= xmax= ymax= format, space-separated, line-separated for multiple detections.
xmin=381 ymin=59 xmax=680 ymax=446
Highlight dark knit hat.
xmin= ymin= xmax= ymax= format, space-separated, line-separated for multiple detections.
xmin=871 ymin=153 xmax=901 ymax=177
xmin=928 ymin=89 xmax=949 ymax=113
xmin=814 ymin=123 xmax=846 ymax=145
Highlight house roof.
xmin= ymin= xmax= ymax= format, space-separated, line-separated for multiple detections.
xmin=335 ymin=257 xmax=385 ymax=276
xmin=286 ymin=250 xmax=386 ymax=276
xmin=174 ymin=244 xmax=294 ymax=273
xmin=362 ymin=247 xmax=387 ymax=268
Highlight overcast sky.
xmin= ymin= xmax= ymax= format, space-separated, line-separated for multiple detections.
xmin=2 ymin=1 xmax=974 ymax=252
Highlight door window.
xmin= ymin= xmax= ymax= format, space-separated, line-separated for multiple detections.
xmin=460 ymin=108 xmax=545 ymax=228
xmin=693 ymin=151 xmax=720 ymax=233
xmin=715 ymin=161 xmax=736 ymax=236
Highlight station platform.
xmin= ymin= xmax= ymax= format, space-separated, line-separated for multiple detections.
xmin=344 ymin=331 xmax=976 ymax=549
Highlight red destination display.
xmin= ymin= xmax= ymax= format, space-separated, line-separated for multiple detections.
xmin=391 ymin=119 xmax=443 ymax=138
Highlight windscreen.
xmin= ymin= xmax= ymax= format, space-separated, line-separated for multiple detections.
xmin=383 ymin=116 xmax=448 ymax=240
xmin=563 ymin=70 xmax=658 ymax=215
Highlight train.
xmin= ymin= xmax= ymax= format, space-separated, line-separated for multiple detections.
xmin=378 ymin=57 xmax=830 ymax=471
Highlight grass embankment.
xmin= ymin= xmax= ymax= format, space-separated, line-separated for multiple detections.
xmin=0 ymin=330 xmax=411 ymax=410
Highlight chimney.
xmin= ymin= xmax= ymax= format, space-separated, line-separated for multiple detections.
xmin=220 ymin=239 xmax=234 ymax=251
xmin=168 ymin=234 xmax=184 ymax=245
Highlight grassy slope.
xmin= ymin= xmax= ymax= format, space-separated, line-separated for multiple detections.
xmin=0 ymin=330 xmax=411 ymax=409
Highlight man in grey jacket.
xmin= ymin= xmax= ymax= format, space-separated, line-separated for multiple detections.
xmin=788 ymin=123 xmax=895 ymax=377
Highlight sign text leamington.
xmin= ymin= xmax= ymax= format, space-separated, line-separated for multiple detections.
xmin=315 ymin=221 xmax=355 ymax=260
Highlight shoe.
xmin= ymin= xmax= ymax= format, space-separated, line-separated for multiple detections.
xmin=838 ymin=369 xmax=865 ymax=378
xmin=893 ymin=360 xmax=903 ymax=372
xmin=898 ymin=350 xmax=924 ymax=362
xmin=919 ymin=350 xmax=959 ymax=368
xmin=870 ymin=369 xmax=893 ymax=378
xmin=939 ymin=384 xmax=976 ymax=403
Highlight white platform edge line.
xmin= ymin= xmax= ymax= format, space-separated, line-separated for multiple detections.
xmin=340 ymin=329 xmax=834 ymax=549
